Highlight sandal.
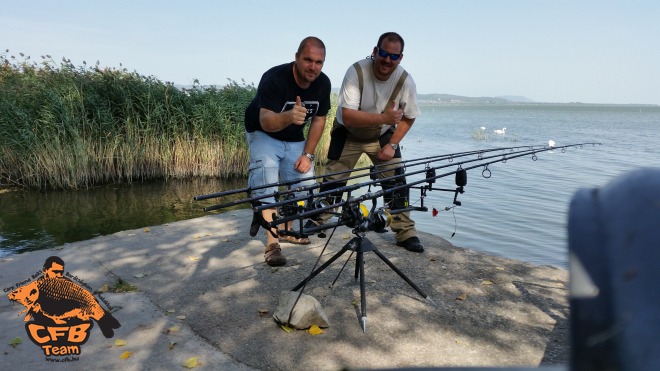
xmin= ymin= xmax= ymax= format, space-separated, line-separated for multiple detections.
xmin=264 ymin=243 xmax=286 ymax=266
xmin=281 ymin=235 xmax=311 ymax=245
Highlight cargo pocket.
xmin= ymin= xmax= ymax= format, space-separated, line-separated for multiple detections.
xmin=247 ymin=160 xmax=265 ymax=195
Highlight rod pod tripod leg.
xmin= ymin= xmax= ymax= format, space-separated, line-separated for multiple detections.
xmin=291 ymin=234 xmax=429 ymax=332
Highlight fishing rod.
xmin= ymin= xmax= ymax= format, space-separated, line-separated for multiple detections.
xmin=255 ymin=142 xmax=601 ymax=234
xmin=193 ymin=144 xmax=554 ymax=206
xmin=195 ymin=144 xmax=559 ymax=212
xmin=194 ymin=141 xmax=601 ymax=238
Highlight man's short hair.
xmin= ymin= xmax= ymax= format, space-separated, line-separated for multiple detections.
xmin=377 ymin=32 xmax=405 ymax=53
xmin=297 ymin=36 xmax=326 ymax=55
xmin=43 ymin=256 xmax=65 ymax=270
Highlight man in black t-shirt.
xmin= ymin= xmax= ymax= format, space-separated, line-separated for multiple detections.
xmin=244 ymin=36 xmax=331 ymax=266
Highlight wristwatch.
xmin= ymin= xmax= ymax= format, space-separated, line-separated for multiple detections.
xmin=303 ymin=152 xmax=315 ymax=161
xmin=389 ymin=143 xmax=399 ymax=150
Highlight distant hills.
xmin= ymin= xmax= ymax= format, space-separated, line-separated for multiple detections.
xmin=330 ymin=90 xmax=537 ymax=105
xmin=329 ymin=89 xmax=534 ymax=105
xmin=416 ymin=94 xmax=657 ymax=106
xmin=496 ymin=95 xmax=535 ymax=103
xmin=417 ymin=94 xmax=531 ymax=105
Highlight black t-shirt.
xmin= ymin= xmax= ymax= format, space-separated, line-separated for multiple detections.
xmin=244 ymin=62 xmax=331 ymax=142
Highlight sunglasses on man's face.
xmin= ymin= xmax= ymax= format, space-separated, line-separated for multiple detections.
xmin=376 ymin=47 xmax=402 ymax=61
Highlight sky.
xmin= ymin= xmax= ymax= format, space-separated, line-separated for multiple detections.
xmin=2 ymin=1 xmax=659 ymax=105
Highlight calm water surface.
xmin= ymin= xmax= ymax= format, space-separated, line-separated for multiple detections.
xmin=0 ymin=178 xmax=248 ymax=257
xmin=403 ymin=105 xmax=659 ymax=267
xmin=2 ymin=104 xmax=659 ymax=267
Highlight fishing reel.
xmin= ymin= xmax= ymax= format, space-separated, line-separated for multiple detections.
xmin=359 ymin=208 xmax=393 ymax=233
xmin=278 ymin=193 xmax=301 ymax=218
xmin=339 ymin=202 xmax=366 ymax=229
xmin=338 ymin=195 xmax=393 ymax=233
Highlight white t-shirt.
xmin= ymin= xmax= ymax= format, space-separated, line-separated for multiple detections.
xmin=336 ymin=58 xmax=421 ymax=133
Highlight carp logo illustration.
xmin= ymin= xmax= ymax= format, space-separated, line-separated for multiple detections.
xmin=7 ymin=256 xmax=121 ymax=358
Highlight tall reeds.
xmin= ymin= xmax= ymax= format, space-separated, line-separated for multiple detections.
xmin=1 ymin=52 xmax=258 ymax=189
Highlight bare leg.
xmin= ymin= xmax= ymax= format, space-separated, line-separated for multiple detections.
xmin=262 ymin=208 xmax=279 ymax=247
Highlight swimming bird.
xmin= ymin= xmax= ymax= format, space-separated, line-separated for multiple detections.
xmin=548 ymin=140 xmax=556 ymax=148
xmin=494 ymin=127 xmax=506 ymax=134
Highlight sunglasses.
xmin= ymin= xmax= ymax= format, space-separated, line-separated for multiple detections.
xmin=376 ymin=47 xmax=402 ymax=61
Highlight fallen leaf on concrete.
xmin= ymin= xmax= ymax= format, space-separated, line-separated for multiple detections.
xmin=167 ymin=326 xmax=180 ymax=333
xmin=133 ymin=273 xmax=146 ymax=278
xmin=188 ymin=256 xmax=200 ymax=261
xmin=176 ymin=315 xmax=186 ymax=320
xmin=482 ymin=280 xmax=493 ymax=285
xmin=167 ymin=309 xmax=176 ymax=314
xmin=144 ymin=227 xmax=151 ymax=233
xmin=279 ymin=324 xmax=293 ymax=333
xmin=168 ymin=341 xmax=177 ymax=350
xmin=114 ymin=339 xmax=127 ymax=346
xmin=182 ymin=356 xmax=199 ymax=368
xmin=119 ymin=351 xmax=133 ymax=359
xmin=456 ymin=293 xmax=467 ymax=301
xmin=308 ymin=325 xmax=324 ymax=335
xmin=257 ymin=308 xmax=269 ymax=315
xmin=98 ymin=284 xmax=109 ymax=293
xmin=9 ymin=337 xmax=22 ymax=347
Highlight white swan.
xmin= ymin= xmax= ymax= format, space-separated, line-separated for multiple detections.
xmin=548 ymin=140 xmax=556 ymax=148
xmin=494 ymin=127 xmax=506 ymax=134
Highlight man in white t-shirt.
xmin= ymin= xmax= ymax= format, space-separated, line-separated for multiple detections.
xmin=312 ymin=32 xmax=424 ymax=252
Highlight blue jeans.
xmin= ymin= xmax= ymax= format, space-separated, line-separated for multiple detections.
xmin=246 ymin=130 xmax=315 ymax=201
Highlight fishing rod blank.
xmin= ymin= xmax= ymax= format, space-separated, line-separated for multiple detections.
xmin=193 ymin=144 xmax=552 ymax=203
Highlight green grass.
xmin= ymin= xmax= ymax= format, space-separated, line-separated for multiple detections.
xmin=109 ymin=278 xmax=139 ymax=293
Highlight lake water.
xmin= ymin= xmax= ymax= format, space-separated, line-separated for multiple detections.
xmin=402 ymin=104 xmax=659 ymax=268
xmin=1 ymin=104 xmax=658 ymax=267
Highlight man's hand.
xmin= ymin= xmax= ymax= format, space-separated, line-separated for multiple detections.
xmin=377 ymin=144 xmax=395 ymax=161
xmin=381 ymin=100 xmax=404 ymax=125
xmin=290 ymin=96 xmax=308 ymax=125
xmin=294 ymin=154 xmax=313 ymax=173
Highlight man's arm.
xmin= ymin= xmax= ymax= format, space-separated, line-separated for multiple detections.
xmin=377 ymin=116 xmax=415 ymax=161
xmin=341 ymin=100 xmax=403 ymax=128
xmin=294 ymin=115 xmax=326 ymax=173
xmin=304 ymin=115 xmax=326 ymax=155
xmin=259 ymin=96 xmax=308 ymax=132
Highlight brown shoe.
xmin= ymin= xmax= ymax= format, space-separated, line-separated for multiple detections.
xmin=281 ymin=235 xmax=311 ymax=245
xmin=264 ymin=243 xmax=286 ymax=266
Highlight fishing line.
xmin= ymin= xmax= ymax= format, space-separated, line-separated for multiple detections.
xmin=433 ymin=204 xmax=459 ymax=238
